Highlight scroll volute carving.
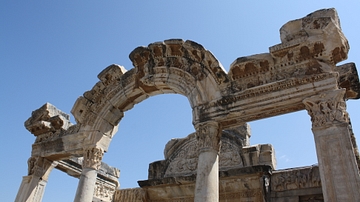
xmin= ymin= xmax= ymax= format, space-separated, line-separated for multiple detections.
xmin=195 ymin=121 xmax=221 ymax=152
xmin=303 ymin=89 xmax=349 ymax=128
xmin=83 ymin=147 xmax=104 ymax=170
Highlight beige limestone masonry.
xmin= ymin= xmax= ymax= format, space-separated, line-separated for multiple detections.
xmin=16 ymin=8 xmax=360 ymax=202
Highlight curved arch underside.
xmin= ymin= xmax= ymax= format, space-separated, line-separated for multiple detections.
xmin=70 ymin=39 xmax=230 ymax=143
xmin=28 ymin=8 xmax=360 ymax=157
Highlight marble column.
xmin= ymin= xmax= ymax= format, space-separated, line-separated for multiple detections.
xmin=194 ymin=121 xmax=221 ymax=202
xmin=15 ymin=157 xmax=58 ymax=202
xmin=303 ymin=89 xmax=360 ymax=201
xmin=74 ymin=147 xmax=104 ymax=202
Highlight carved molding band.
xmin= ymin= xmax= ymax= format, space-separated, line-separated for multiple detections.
xmin=303 ymin=89 xmax=349 ymax=128
xmin=195 ymin=121 xmax=221 ymax=153
xmin=83 ymin=147 xmax=104 ymax=170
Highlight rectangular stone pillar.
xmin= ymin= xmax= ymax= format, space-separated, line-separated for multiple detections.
xmin=303 ymin=89 xmax=360 ymax=201
xmin=15 ymin=157 xmax=57 ymax=202
xmin=15 ymin=176 xmax=47 ymax=202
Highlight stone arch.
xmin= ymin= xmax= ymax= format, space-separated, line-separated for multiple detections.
xmin=71 ymin=39 xmax=229 ymax=151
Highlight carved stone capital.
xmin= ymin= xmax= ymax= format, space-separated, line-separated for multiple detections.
xmin=83 ymin=147 xmax=104 ymax=170
xmin=27 ymin=157 xmax=57 ymax=180
xmin=195 ymin=121 xmax=221 ymax=152
xmin=303 ymin=89 xmax=349 ymax=128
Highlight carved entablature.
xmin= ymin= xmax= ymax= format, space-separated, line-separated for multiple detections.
xmin=113 ymin=188 xmax=146 ymax=202
xmin=71 ymin=64 xmax=127 ymax=127
xmin=303 ymin=89 xmax=349 ymax=128
xmin=229 ymin=8 xmax=349 ymax=93
xmin=336 ymin=63 xmax=360 ymax=99
xmin=25 ymin=103 xmax=72 ymax=136
xmin=93 ymin=180 xmax=117 ymax=202
xmin=197 ymin=72 xmax=339 ymax=125
xmin=271 ymin=166 xmax=321 ymax=192
xmin=129 ymin=39 xmax=229 ymax=87
xmin=24 ymin=103 xmax=82 ymax=148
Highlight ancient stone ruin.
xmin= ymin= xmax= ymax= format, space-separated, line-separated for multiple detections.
xmin=15 ymin=8 xmax=360 ymax=202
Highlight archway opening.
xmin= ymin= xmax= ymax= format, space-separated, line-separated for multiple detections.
xmin=249 ymin=110 xmax=317 ymax=169
xmin=102 ymin=94 xmax=193 ymax=188
xmin=42 ymin=168 xmax=78 ymax=202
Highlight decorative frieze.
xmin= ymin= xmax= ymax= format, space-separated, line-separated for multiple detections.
xmin=83 ymin=147 xmax=104 ymax=170
xmin=303 ymin=89 xmax=349 ymax=128
xmin=93 ymin=181 xmax=116 ymax=202
xmin=113 ymin=188 xmax=146 ymax=202
xmin=271 ymin=166 xmax=321 ymax=192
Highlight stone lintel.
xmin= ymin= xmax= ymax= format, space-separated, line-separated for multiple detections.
xmin=196 ymin=73 xmax=338 ymax=127
xmin=139 ymin=165 xmax=272 ymax=188
xmin=138 ymin=165 xmax=271 ymax=201
xmin=31 ymin=131 xmax=84 ymax=160
xmin=56 ymin=158 xmax=120 ymax=185
xmin=25 ymin=103 xmax=72 ymax=136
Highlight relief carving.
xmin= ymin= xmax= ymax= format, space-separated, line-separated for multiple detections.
xmin=195 ymin=122 xmax=221 ymax=152
xmin=83 ymin=147 xmax=104 ymax=170
xmin=164 ymin=141 xmax=198 ymax=177
xmin=271 ymin=166 xmax=321 ymax=191
xmin=219 ymin=189 xmax=262 ymax=199
xmin=27 ymin=157 xmax=55 ymax=178
xmin=219 ymin=142 xmax=242 ymax=168
xmin=25 ymin=103 xmax=73 ymax=144
xmin=303 ymin=89 xmax=349 ymax=128
xmin=163 ymin=130 xmax=246 ymax=178
xmin=94 ymin=182 xmax=116 ymax=201
xmin=113 ymin=188 xmax=146 ymax=202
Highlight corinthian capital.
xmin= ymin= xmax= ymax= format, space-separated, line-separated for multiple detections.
xmin=83 ymin=147 xmax=104 ymax=170
xmin=195 ymin=121 xmax=221 ymax=152
xmin=303 ymin=89 xmax=349 ymax=128
xmin=27 ymin=157 xmax=58 ymax=180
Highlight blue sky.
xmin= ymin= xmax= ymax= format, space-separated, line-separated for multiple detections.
xmin=1 ymin=1 xmax=360 ymax=201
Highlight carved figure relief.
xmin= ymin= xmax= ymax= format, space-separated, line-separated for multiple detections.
xmin=164 ymin=141 xmax=199 ymax=177
xmin=94 ymin=182 xmax=116 ymax=202
xmin=271 ymin=166 xmax=321 ymax=191
xmin=219 ymin=141 xmax=242 ymax=168
xmin=164 ymin=133 xmax=244 ymax=177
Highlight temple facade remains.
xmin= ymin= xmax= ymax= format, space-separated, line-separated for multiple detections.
xmin=15 ymin=8 xmax=360 ymax=202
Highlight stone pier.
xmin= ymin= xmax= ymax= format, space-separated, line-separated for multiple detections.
xmin=304 ymin=89 xmax=360 ymax=201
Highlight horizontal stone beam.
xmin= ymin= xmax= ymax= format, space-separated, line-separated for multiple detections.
xmin=195 ymin=72 xmax=339 ymax=128
xmin=57 ymin=157 xmax=120 ymax=186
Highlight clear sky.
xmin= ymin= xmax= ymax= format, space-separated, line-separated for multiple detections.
xmin=1 ymin=1 xmax=360 ymax=201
